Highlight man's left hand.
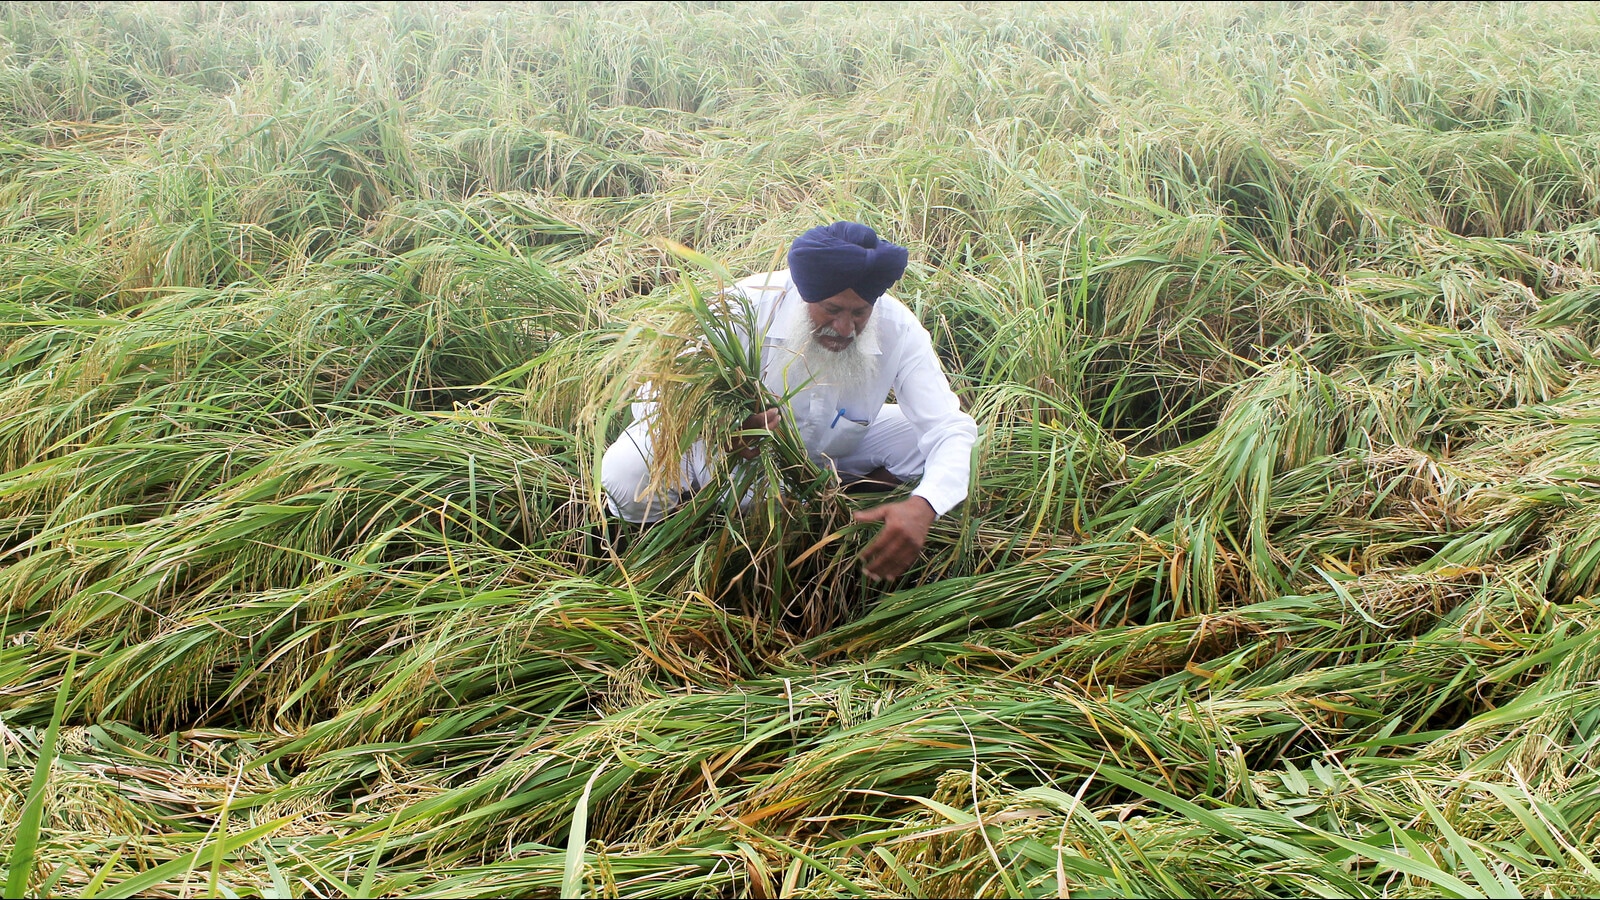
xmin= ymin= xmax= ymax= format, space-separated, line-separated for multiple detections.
xmin=853 ymin=496 xmax=937 ymax=582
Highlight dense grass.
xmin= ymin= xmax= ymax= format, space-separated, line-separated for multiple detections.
xmin=4 ymin=0 xmax=1600 ymax=896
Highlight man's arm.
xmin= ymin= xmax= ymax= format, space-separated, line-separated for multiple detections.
xmin=895 ymin=322 xmax=979 ymax=516
xmin=854 ymin=320 xmax=977 ymax=581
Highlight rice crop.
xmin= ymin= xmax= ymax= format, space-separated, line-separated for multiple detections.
xmin=4 ymin=1 xmax=1600 ymax=896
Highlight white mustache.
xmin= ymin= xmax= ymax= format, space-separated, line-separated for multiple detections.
xmin=784 ymin=300 xmax=879 ymax=387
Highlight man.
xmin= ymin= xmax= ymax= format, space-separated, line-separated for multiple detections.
xmin=601 ymin=222 xmax=978 ymax=582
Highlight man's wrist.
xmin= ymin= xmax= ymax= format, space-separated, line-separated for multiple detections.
xmin=907 ymin=493 xmax=938 ymax=520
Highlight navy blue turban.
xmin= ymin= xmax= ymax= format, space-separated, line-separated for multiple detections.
xmin=787 ymin=222 xmax=909 ymax=304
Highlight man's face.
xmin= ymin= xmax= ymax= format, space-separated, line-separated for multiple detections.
xmin=804 ymin=288 xmax=873 ymax=352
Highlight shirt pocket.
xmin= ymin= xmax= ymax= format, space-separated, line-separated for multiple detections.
xmin=813 ymin=412 xmax=871 ymax=460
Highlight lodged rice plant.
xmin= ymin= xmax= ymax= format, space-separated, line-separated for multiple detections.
xmin=5 ymin=1 xmax=1600 ymax=897
xmin=586 ymin=267 xmax=880 ymax=635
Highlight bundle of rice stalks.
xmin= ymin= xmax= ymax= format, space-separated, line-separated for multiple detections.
xmin=587 ymin=271 xmax=881 ymax=635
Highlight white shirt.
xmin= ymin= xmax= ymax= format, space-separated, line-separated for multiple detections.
xmin=726 ymin=269 xmax=978 ymax=517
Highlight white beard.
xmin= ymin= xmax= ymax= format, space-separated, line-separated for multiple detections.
xmin=783 ymin=300 xmax=881 ymax=388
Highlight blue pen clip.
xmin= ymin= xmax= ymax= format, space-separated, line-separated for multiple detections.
xmin=830 ymin=408 xmax=846 ymax=429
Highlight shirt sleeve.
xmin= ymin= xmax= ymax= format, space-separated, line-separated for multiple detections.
xmin=893 ymin=321 xmax=978 ymax=517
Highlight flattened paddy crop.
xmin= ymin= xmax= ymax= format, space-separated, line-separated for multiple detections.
xmin=4 ymin=1 xmax=1600 ymax=896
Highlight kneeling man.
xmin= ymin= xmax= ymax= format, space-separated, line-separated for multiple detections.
xmin=601 ymin=222 xmax=978 ymax=581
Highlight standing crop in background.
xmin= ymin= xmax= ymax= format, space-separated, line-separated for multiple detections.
xmin=3 ymin=2 xmax=1600 ymax=897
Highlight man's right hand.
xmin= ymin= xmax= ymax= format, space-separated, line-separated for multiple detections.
xmin=730 ymin=407 xmax=781 ymax=459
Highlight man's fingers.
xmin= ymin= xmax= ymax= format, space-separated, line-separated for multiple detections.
xmin=744 ymin=407 xmax=780 ymax=431
xmin=860 ymin=529 xmax=912 ymax=581
xmin=857 ymin=504 xmax=911 ymax=580
xmin=852 ymin=505 xmax=890 ymax=524
xmin=863 ymin=550 xmax=909 ymax=581
xmin=856 ymin=499 xmax=934 ymax=582
xmin=860 ymin=530 xmax=889 ymax=563
xmin=860 ymin=529 xmax=893 ymax=562
xmin=731 ymin=408 xmax=782 ymax=458
xmin=741 ymin=407 xmax=782 ymax=435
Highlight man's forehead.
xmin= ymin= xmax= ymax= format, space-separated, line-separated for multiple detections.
xmin=816 ymin=288 xmax=871 ymax=310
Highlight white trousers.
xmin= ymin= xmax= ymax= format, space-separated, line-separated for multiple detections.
xmin=601 ymin=404 xmax=927 ymax=523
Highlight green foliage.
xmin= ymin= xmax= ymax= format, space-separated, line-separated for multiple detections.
xmin=4 ymin=1 xmax=1600 ymax=897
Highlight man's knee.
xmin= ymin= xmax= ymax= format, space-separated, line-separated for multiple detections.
xmin=601 ymin=431 xmax=660 ymax=523
xmin=869 ymin=406 xmax=927 ymax=479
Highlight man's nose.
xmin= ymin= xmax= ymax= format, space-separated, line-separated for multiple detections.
xmin=834 ymin=316 xmax=855 ymax=337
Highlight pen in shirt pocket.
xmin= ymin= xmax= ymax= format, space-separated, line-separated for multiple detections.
xmin=830 ymin=408 xmax=869 ymax=429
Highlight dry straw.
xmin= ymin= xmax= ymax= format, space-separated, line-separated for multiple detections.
xmin=4 ymin=1 xmax=1600 ymax=897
